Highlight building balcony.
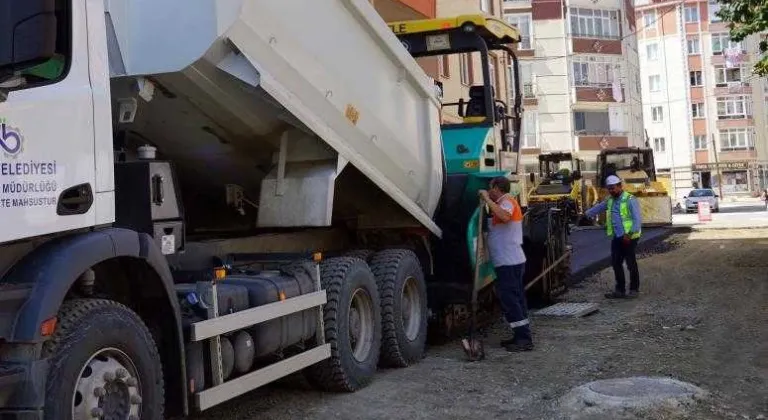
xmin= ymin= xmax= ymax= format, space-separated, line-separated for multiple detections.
xmin=572 ymin=38 xmax=622 ymax=55
xmin=713 ymin=83 xmax=752 ymax=96
xmin=716 ymin=117 xmax=754 ymax=129
xmin=575 ymin=133 xmax=629 ymax=151
xmin=372 ymin=0 xmax=435 ymax=21
xmin=574 ymin=86 xmax=624 ymax=103
xmin=502 ymin=0 xmax=531 ymax=9
xmin=710 ymin=51 xmax=748 ymax=64
xmin=718 ymin=149 xmax=757 ymax=160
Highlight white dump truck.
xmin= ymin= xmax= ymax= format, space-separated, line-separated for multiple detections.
xmin=0 ymin=1 xmax=542 ymax=418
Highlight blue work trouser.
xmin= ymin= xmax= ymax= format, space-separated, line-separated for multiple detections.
xmin=494 ymin=263 xmax=531 ymax=342
xmin=611 ymin=237 xmax=640 ymax=293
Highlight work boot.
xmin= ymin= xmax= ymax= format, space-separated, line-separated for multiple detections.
xmin=500 ymin=336 xmax=516 ymax=347
xmin=604 ymin=291 xmax=627 ymax=299
xmin=505 ymin=340 xmax=534 ymax=352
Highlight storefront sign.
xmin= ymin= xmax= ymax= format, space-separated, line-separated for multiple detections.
xmin=692 ymin=161 xmax=749 ymax=171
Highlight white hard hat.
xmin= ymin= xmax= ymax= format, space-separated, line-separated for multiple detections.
xmin=605 ymin=175 xmax=622 ymax=186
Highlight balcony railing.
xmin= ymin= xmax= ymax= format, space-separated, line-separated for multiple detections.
xmin=574 ymin=129 xmax=629 ymax=136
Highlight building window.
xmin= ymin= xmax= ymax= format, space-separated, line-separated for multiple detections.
xmin=709 ymin=0 xmax=721 ymax=22
xmin=714 ymin=65 xmax=748 ymax=85
xmin=439 ymin=56 xmax=450 ymax=78
xmin=691 ymin=102 xmax=705 ymax=118
xmin=459 ymin=53 xmax=473 ymax=86
xmin=694 ymin=135 xmax=708 ymax=150
xmin=719 ymin=128 xmax=753 ymax=150
xmin=716 ymin=96 xmax=751 ymax=119
xmin=711 ymin=33 xmax=743 ymax=54
xmin=509 ymin=61 xmax=534 ymax=98
xmin=571 ymin=56 xmax=621 ymax=87
xmin=522 ymin=110 xmax=538 ymax=148
xmin=643 ymin=10 xmax=657 ymax=28
xmin=573 ymin=110 xmax=611 ymax=134
xmin=649 ymin=75 xmax=661 ymax=92
xmin=480 ymin=0 xmax=490 ymax=13
xmin=689 ymin=71 xmax=703 ymax=86
xmin=684 ymin=5 xmax=700 ymax=23
xmin=687 ymin=37 xmax=701 ymax=55
xmin=506 ymin=14 xmax=532 ymax=49
xmin=651 ymin=106 xmax=663 ymax=122
xmin=569 ymin=8 xmax=620 ymax=39
xmin=653 ymin=137 xmax=666 ymax=152
xmin=646 ymin=43 xmax=659 ymax=60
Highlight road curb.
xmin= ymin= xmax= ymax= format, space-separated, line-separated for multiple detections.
xmin=568 ymin=228 xmax=677 ymax=286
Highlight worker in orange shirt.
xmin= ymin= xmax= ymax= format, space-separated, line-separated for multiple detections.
xmin=478 ymin=177 xmax=532 ymax=352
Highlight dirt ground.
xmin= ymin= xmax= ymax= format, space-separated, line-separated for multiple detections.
xmin=188 ymin=228 xmax=768 ymax=420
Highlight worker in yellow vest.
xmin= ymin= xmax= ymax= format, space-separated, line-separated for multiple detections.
xmin=584 ymin=175 xmax=642 ymax=299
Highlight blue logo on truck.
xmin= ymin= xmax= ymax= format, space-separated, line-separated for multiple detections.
xmin=0 ymin=119 xmax=23 ymax=157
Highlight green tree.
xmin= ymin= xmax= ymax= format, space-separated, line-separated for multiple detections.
xmin=716 ymin=0 xmax=768 ymax=76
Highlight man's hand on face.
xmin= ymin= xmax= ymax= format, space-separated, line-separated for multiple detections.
xmin=478 ymin=189 xmax=490 ymax=202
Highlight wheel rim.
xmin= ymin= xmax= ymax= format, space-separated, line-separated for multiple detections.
xmin=401 ymin=276 xmax=422 ymax=341
xmin=72 ymin=347 xmax=142 ymax=420
xmin=348 ymin=287 xmax=375 ymax=363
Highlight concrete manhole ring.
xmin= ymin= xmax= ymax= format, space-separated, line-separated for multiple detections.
xmin=559 ymin=376 xmax=707 ymax=418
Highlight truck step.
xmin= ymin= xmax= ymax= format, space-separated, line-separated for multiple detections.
xmin=195 ymin=343 xmax=330 ymax=411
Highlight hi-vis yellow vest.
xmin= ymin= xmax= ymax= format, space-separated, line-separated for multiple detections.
xmin=606 ymin=191 xmax=641 ymax=239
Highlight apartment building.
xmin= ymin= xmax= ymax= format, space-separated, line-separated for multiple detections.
xmin=503 ymin=0 xmax=645 ymax=180
xmin=635 ymin=0 xmax=768 ymax=198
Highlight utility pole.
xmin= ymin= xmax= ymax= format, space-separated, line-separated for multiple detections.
xmin=711 ymin=133 xmax=724 ymax=198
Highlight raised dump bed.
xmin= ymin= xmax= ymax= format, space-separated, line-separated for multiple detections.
xmin=105 ymin=0 xmax=443 ymax=236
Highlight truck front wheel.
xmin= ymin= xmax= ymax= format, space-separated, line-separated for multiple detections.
xmin=42 ymin=299 xmax=165 ymax=420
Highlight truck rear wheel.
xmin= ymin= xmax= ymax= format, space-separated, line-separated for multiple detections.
xmin=305 ymin=257 xmax=381 ymax=392
xmin=369 ymin=249 xmax=427 ymax=368
xmin=42 ymin=299 xmax=164 ymax=420
xmin=343 ymin=249 xmax=374 ymax=263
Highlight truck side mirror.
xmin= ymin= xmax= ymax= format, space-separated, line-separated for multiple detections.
xmin=0 ymin=0 xmax=57 ymax=75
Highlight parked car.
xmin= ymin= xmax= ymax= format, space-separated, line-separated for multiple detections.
xmin=684 ymin=188 xmax=720 ymax=213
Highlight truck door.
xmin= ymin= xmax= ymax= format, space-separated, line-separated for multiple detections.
xmin=0 ymin=0 xmax=97 ymax=243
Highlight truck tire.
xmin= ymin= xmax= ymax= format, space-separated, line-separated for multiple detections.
xmin=304 ymin=257 xmax=381 ymax=392
xmin=343 ymin=249 xmax=374 ymax=263
xmin=369 ymin=249 xmax=427 ymax=368
xmin=42 ymin=299 xmax=164 ymax=420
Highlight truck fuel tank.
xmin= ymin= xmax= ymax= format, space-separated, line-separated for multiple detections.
xmin=225 ymin=270 xmax=317 ymax=358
